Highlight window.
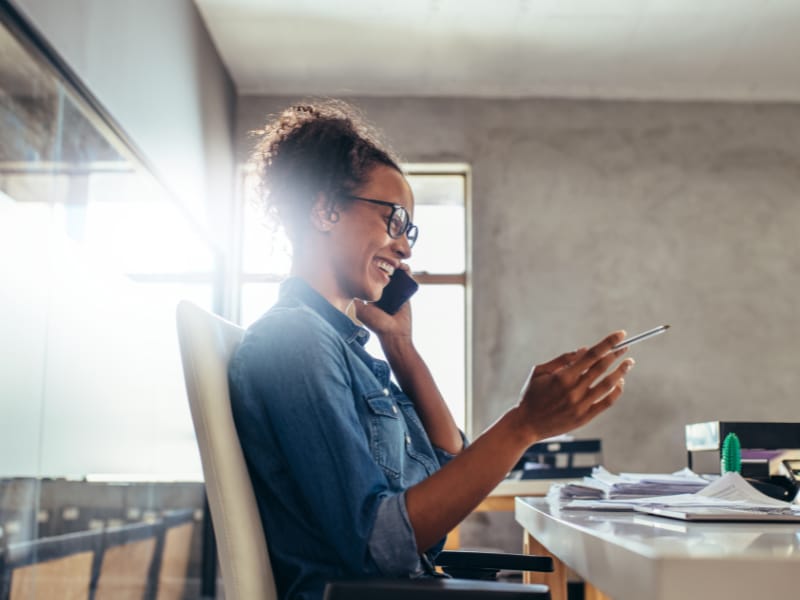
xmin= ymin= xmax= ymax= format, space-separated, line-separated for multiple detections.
xmin=0 ymin=6 xmax=219 ymax=480
xmin=1 ymin=5 xmax=218 ymax=593
xmin=235 ymin=164 xmax=470 ymax=431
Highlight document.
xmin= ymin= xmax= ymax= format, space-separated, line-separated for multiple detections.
xmin=563 ymin=472 xmax=800 ymax=515
xmin=554 ymin=466 xmax=708 ymax=501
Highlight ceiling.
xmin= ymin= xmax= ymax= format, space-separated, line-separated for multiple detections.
xmin=195 ymin=0 xmax=800 ymax=102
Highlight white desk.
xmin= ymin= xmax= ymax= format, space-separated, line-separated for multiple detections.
xmin=516 ymin=497 xmax=800 ymax=600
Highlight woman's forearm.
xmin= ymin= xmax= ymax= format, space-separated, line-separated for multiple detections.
xmin=405 ymin=409 xmax=529 ymax=551
xmin=405 ymin=332 xmax=633 ymax=552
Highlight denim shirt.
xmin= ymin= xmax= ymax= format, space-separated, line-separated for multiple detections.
xmin=228 ymin=278 xmax=460 ymax=600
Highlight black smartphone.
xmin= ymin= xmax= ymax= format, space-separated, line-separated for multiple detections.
xmin=374 ymin=268 xmax=419 ymax=315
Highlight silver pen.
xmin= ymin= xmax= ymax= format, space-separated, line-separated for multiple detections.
xmin=613 ymin=324 xmax=670 ymax=350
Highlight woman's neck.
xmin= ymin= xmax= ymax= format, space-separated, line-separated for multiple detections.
xmin=290 ymin=260 xmax=351 ymax=314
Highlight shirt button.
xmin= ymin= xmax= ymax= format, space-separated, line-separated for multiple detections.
xmin=392 ymin=405 xmax=398 ymax=414
xmin=382 ymin=388 xmax=389 ymax=396
xmin=405 ymin=435 xmax=411 ymax=445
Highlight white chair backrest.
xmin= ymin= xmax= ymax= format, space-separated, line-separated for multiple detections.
xmin=176 ymin=301 xmax=276 ymax=600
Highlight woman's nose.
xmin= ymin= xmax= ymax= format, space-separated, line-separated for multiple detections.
xmin=391 ymin=234 xmax=411 ymax=259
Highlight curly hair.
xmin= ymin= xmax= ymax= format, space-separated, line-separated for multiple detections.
xmin=250 ymin=100 xmax=401 ymax=244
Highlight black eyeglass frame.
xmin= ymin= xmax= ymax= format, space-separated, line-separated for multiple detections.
xmin=345 ymin=195 xmax=419 ymax=247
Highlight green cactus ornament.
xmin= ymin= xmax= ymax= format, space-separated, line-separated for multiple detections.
xmin=721 ymin=432 xmax=742 ymax=474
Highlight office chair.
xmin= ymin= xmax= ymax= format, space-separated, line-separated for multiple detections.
xmin=176 ymin=300 xmax=551 ymax=599
xmin=176 ymin=301 xmax=273 ymax=600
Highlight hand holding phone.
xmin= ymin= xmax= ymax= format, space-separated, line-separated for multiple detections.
xmin=374 ymin=268 xmax=418 ymax=315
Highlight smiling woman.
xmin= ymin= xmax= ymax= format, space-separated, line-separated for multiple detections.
xmin=237 ymin=165 xmax=469 ymax=429
xmin=229 ymin=99 xmax=634 ymax=600
xmin=306 ymin=162 xmax=415 ymax=308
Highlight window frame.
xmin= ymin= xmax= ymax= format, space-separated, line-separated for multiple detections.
xmin=403 ymin=163 xmax=472 ymax=437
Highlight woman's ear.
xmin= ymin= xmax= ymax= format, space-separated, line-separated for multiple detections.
xmin=310 ymin=193 xmax=340 ymax=232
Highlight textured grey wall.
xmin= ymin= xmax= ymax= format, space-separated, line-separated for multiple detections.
xmin=238 ymin=96 xmax=800 ymax=474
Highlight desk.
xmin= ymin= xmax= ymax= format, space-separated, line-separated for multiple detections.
xmin=516 ymin=497 xmax=800 ymax=600
xmin=480 ymin=479 xmax=565 ymax=511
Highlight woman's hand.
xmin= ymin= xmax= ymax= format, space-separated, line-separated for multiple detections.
xmin=354 ymin=265 xmax=414 ymax=341
xmin=513 ymin=331 xmax=635 ymax=444
xmin=356 ymin=268 xmax=463 ymax=452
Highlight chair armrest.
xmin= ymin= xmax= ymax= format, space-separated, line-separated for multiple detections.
xmin=323 ymin=578 xmax=550 ymax=599
xmin=436 ymin=550 xmax=554 ymax=575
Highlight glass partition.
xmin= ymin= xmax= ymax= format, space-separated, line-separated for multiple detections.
xmin=0 ymin=6 xmax=218 ymax=597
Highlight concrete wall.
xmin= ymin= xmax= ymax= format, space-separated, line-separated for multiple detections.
xmin=239 ymin=96 xmax=800 ymax=474
xmin=12 ymin=0 xmax=236 ymax=241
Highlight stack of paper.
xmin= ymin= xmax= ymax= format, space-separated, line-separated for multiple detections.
xmin=552 ymin=466 xmax=708 ymax=501
xmin=554 ymin=483 xmax=605 ymax=500
xmin=631 ymin=471 xmax=797 ymax=510
xmin=561 ymin=471 xmax=800 ymax=517
xmin=596 ymin=467 xmax=709 ymax=499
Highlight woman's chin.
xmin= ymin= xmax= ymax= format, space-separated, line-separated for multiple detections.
xmin=367 ymin=284 xmax=387 ymax=303
xmin=366 ymin=277 xmax=388 ymax=302
xmin=354 ymin=287 xmax=383 ymax=304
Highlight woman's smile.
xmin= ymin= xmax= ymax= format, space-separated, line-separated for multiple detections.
xmin=375 ymin=258 xmax=396 ymax=281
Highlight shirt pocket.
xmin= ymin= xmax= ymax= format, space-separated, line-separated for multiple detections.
xmin=364 ymin=389 xmax=405 ymax=480
xmin=396 ymin=397 xmax=439 ymax=474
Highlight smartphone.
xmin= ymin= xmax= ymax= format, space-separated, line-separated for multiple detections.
xmin=612 ymin=324 xmax=670 ymax=350
xmin=374 ymin=269 xmax=419 ymax=315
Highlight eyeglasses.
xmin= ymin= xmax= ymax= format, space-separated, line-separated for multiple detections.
xmin=346 ymin=195 xmax=418 ymax=248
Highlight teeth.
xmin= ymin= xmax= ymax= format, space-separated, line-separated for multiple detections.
xmin=376 ymin=260 xmax=395 ymax=276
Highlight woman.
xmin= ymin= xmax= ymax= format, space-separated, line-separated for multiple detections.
xmin=228 ymin=100 xmax=634 ymax=600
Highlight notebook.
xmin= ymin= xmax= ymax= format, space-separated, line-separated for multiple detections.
xmin=633 ymin=505 xmax=800 ymax=522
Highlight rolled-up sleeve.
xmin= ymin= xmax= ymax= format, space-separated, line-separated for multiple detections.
xmin=433 ymin=430 xmax=470 ymax=467
xmin=368 ymin=492 xmax=422 ymax=575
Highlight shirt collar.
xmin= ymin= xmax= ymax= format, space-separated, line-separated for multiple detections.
xmin=279 ymin=277 xmax=371 ymax=346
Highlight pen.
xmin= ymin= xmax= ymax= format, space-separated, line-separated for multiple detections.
xmin=612 ymin=324 xmax=670 ymax=350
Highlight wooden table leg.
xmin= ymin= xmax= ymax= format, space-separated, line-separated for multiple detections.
xmin=583 ymin=583 xmax=613 ymax=600
xmin=522 ymin=531 xmax=567 ymax=600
